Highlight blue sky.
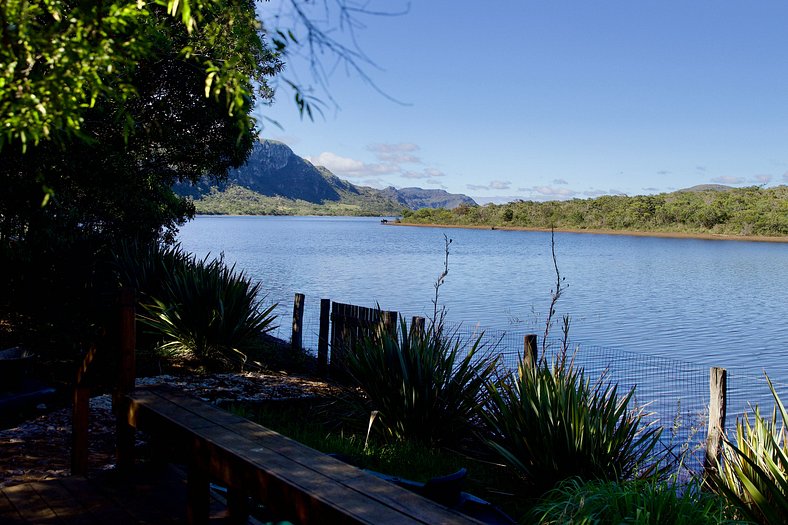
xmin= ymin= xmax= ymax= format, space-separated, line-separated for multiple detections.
xmin=258 ymin=1 xmax=788 ymax=203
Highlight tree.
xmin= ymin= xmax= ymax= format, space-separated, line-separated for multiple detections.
xmin=1 ymin=0 xmax=405 ymax=348
xmin=0 ymin=0 xmax=281 ymax=345
xmin=0 ymin=0 xmax=273 ymax=150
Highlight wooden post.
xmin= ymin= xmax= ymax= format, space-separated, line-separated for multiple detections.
xmin=523 ymin=334 xmax=538 ymax=369
xmin=71 ymin=343 xmax=97 ymax=476
xmin=318 ymin=299 xmax=330 ymax=377
xmin=115 ymin=288 xmax=137 ymax=473
xmin=704 ymin=366 xmax=727 ymax=478
xmin=410 ymin=316 xmax=426 ymax=339
xmin=187 ymin=437 xmax=210 ymax=525
xmin=381 ymin=311 xmax=398 ymax=337
xmin=291 ymin=293 xmax=305 ymax=352
xmin=117 ymin=288 xmax=137 ymax=395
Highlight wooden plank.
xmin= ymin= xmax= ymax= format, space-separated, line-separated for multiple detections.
xmin=523 ymin=334 xmax=538 ymax=369
xmin=126 ymin=389 xmax=221 ymax=431
xmin=29 ymin=479 xmax=95 ymax=525
xmin=145 ymin=387 xmax=481 ymax=524
xmin=193 ymin=432 xmax=420 ymax=525
xmin=127 ymin=385 xmax=483 ymax=524
xmin=59 ymin=477 xmax=137 ymax=525
xmin=318 ymin=298 xmax=331 ymax=376
xmin=0 ymin=488 xmax=24 ymax=523
xmin=88 ymin=464 xmax=198 ymax=524
xmin=291 ymin=293 xmax=305 ymax=352
xmin=230 ymin=433 xmax=471 ymax=525
xmin=2 ymin=482 xmax=61 ymax=524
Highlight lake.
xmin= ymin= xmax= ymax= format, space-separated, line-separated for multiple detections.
xmin=177 ymin=215 xmax=788 ymax=469
xmin=177 ymin=215 xmax=788 ymax=377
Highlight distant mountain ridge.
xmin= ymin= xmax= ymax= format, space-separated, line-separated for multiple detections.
xmin=379 ymin=186 xmax=476 ymax=210
xmin=175 ymin=140 xmax=476 ymax=215
xmin=678 ymin=184 xmax=734 ymax=193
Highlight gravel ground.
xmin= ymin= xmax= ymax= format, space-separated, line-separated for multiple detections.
xmin=0 ymin=372 xmax=339 ymax=487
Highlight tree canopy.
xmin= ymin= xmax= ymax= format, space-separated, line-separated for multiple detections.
xmin=1 ymin=0 xmax=403 ymax=350
xmin=0 ymin=0 xmax=283 ymax=345
xmin=400 ymin=186 xmax=788 ymax=238
xmin=0 ymin=0 xmax=273 ymax=150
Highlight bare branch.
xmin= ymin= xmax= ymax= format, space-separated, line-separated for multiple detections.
xmin=542 ymin=228 xmax=569 ymax=357
xmin=263 ymin=0 xmax=411 ymax=118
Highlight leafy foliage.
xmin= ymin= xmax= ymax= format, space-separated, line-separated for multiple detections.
xmin=0 ymin=0 xmax=273 ymax=150
xmin=530 ymin=477 xmax=732 ymax=524
xmin=484 ymin=356 xmax=667 ymax=496
xmin=401 ymin=186 xmax=788 ymax=237
xmin=0 ymin=0 xmax=280 ymax=350
xmin=343 ymin=319 xmax=501 ymax=447
xmin=708 ymin=376 xmax=788 ymax=524
xmin=116 ymin=242 xmax=277 ymax=367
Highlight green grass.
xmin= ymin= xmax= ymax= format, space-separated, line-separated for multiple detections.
xmin=225 ymin=398 xmax=529 ymax=518
xmin=530 ymin=477 xmax=734 ymax=524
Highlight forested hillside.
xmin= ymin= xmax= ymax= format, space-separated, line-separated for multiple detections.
xmin=192 ymin=184 xmax=403 ymax=216
xmin=399 ymin=186 xmax=788 ymax=237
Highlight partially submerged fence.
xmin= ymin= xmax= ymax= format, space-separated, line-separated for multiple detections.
xmin=284 ymin=292 xmax=786 ymax=476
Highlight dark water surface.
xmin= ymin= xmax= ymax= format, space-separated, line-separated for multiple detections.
xmin=178 ymin=215 xmax=787 ymax=377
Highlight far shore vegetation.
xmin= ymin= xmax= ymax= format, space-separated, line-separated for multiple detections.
xmin=398 ymin=185 xmax=788 ymax=240
xmin=192 ymin=184 xmax=402 ymax=216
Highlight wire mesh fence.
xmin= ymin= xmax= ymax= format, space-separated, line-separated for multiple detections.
xmin=271 ymin=293 xmax=786 ymax=476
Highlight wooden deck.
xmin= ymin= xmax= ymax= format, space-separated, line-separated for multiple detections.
xmin=123 ymin=384 xmax=484 ymax=524
xmin=0 ymin=464 xmax=249 ymax=524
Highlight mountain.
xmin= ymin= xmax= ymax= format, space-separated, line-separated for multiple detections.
xmin=175 ymin=140 xmax=477 ymax=215
xmin=678 ymin=184 xmax=734 ymax=193
xmin=378 ymin=186 xmax=476 ymax=210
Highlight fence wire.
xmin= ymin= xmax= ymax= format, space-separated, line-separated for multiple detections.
xmin=272 ymin=294 xmax=786 ymax=476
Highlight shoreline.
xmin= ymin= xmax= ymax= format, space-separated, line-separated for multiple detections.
xmin=386 ymin=221 xmax=788 ymax=243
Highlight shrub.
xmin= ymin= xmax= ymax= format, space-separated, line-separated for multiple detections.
xmin=483 ymin=357 xmax=666 ymax=496
xmin=530 ymin=477 xmax=732 ymax=524
xmin=114 ymin=241 xmax=277 ymax=367
xmin=112 ymin=239 xmax=192 ymax=301
xmin=708 ymin=375 xmax=788 ymax=524
xmin=343 ymin=318 xmax=500 ymax=447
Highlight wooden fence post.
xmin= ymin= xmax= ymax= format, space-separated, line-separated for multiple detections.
xmin=318 ymin=299 xmax=330 ymax=377
xmin=523 ymin=334 xmax=538 ymax=369
xmin=115 ymin=288 xmax=137 ymax=473
xmin=410 ymin=316 xmax=426 ymax=339
xmin=291 ymin=293 xmax=305 ymax=352
xmin=704 ymin=366 xmax=727 ymax=478
xmin=381 ymin=311 xmax=398 ymax=338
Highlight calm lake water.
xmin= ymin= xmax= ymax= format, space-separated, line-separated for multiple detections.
xmin=177 ymin=215 xmax=788 ymax=378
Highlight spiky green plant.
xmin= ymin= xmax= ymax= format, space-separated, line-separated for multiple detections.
xmin=530 ymin=477 xmax=732 ymax=524
xmin=484 ymin=357 xmax=667 ymax=496
xmin=343 ymin=318 xmax=501 ymax=447
xmin=112 ymin=239 xmax=193 ymax=299
xmin=708 ymin=375 xmax=788 ymax=524
xmin=138 ymin=255 xmax=277 ymax=365
xmin=114 ymin=240 xmax=277 ymax=366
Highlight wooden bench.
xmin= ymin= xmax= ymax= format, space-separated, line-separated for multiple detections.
xmin=120 ymin=384 xmax=484 ymax=525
